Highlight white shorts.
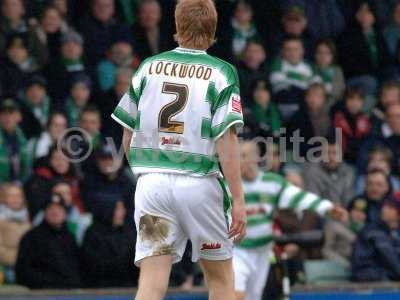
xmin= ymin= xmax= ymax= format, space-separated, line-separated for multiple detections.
xmin=233 ymin=246 xmax=272 ymax=300
xmin=134 ymin=173 xmax=233 ymax=266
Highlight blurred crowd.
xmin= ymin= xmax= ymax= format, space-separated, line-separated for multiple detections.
xmin=1 ymin=0 xmax=400 ymax=293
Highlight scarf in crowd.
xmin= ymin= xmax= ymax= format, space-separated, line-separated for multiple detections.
xmin=0 ymin=205 xmax=29 ymax=223
xmin=23 ymin=95 xmax=51 ymax=127
xmin=0 ymin=128 xmax=30 ymax=182
xmin=62 ymin=58 xmax=85 ymax=72
xmin=65 ymin=97 xmax=83 ymax=127
xmin=252 ymin=102 xmax=282 ymax=134
xmin=231 ymin=19 xmax=258 ymax=57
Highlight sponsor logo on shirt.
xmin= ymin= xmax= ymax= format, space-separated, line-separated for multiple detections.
xmin=161 ymin=136 xmax=182 ymax=146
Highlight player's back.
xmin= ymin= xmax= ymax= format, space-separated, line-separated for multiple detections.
xmin=112 ymin=47 xmax=243 ymax=177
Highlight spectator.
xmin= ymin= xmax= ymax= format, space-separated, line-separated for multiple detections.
xmin=0 ymin=183 xmax=30 ymax=281
xmin=303 ymin=140 xmax=355 ymax=206
xmin=230 ymin=0 xmax=259 ymax=60
xmin=0 ymin=99 xmax=30 ymax=183
xmin=0 ymin=35 xmax=40 ymax=99
xmin=313 ymin=39 xmax=345 ymax=103
xmin=355 ymin=146 xmax=400 ymax=195
xmin=284 ymin=165 xmax=304 ymax=188
xmin=337 ymin=2 xmax=391 ymax=98
xmin=353 ymin=169 xmax=392 ymax=224
xmin=16 ymin=193 xmax=81 ymax=288
xmin=384 ymin=2 xmax=400 ymax=60
xmin=28 ymin=111 xmax=67 ymax=161
xmin=0 ymin=0 xmax=27 ymax=51
xmin=358 ymin=104 xmax=400 ymax=174
xmin=80 ymin=142 xmax=135 ymax=220
xmin=371 ymin=81 xmax=400 ymax=129
xmin=264 ymin=142 xmax=284 ymax=174
xmin=44 ymin=30 xmax=87 ymax=105
xmin=0 ymin=0 xmax=45 ymax=64
xmin=33 ymin=180 xmax=92 ymax=245
xmin=242 ymin=79 xmax=281 ymax=138
xmin=351 ymin=194 xmax=400 ymax=282
xmin=287 ymin=0 xmax=346 ymax=40
xmin=270 ymin=36 xmax=319 ymax=121
xmin=64 ymin=75 xmax=92 ymax=127
xmin=287 ymin=83 xmax=331 ymax=157
xmin=97 ymin=37 xmax=139 ymax=91
xmin=237 ymin=39 xmax=268 ymax=105
xmin=79 ymin=105 xmax=103 ymax=151
xmin=323 ymin=197 xmax=367 ymax=267
xmin=19 ymin=75 xmax=51 ymax=139
xmin=98 ymin=67 xmax=133 ymax=147
xmin=131 ymin=0 xmax=174 ymax=60
xmin=24 ymin=145 xmax=82 ymax=219
xmin=32 ymin=5 xmax=69 ymax=66
xmin=79 ymin=0 xmax=131 ymax=67
xmin=271 ymin=5 xmax=314 ymax=59
xmin=81 ymin=200 xmax=137 ymax=287
xmin=332 ymin=87 xmax=372 ymax=163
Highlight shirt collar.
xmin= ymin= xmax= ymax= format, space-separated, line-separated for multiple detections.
xmin=174 ymin=47 xmax=207 ymax=55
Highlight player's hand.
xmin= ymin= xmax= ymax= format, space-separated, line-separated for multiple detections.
xmin=229 ymin=198 xmax=247 ymax=242
xmin=329 ymin=205 xmax=349 ymax=223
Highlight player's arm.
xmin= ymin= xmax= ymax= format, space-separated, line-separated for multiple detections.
xmin=122 ymin=128 xmax=133 ymax=161
xmin=277 ymin=179 xmax=348 ymax=222
xmin=216 ymin=128 xmax=246 ymax=242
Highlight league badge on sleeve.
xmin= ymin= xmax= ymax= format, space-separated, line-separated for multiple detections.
xmin=231 ymin=94 xmax=242 ymax=114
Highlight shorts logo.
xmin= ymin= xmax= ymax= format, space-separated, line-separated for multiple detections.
xmin=231 ymin=95 xmax=242 ymax=113
xmin=201 ymin=242 xmax=222 ymax=251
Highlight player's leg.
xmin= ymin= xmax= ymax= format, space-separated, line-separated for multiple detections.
xmin=232 ymin=247 xmax=252 ymax=300
xmin=244 ymin=248 xmax=271 ymax=300
xmin=200 ymin=258 xmax=235 ymax=300
xmin=172 ymin=176 xmax=235 ymax=298
xmin=135 ymin=255 xmax=172 ymax=300
xmin=134 ymin=174 xmax=188 ymax=300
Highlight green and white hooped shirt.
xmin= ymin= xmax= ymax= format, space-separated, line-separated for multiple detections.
xmin=240 ymin=172 xmax=333 ymax=248
xmin=112 ymin=47 xmax=244 ymax=177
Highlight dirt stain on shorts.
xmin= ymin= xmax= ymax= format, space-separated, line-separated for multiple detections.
xmin=139 ymin=215 xmax=176 ymax=256
xmin=139 ymin=214 xmax=170 ymax=243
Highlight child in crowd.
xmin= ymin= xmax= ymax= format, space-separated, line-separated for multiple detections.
xmin=230 ymin=0 xmax=259 ymax=60
xmin=0 ymin=35 xmax=40 ymax=99
xmin=323 ymin=197 xmax=367 ymax=267
xmin=19 ymin=75 xmax=51 ymax=139
xmin=64 ymin=75 xmax=92 ymax=127
xmin=314 ymin=39 xmax=345 ymax=104
xmin=332 ymin=87 xmax=372 ymax=164
xmin=28 ymin=112 xmax=68 ymax=160
xmin=270 ymin=36 xmax=320 ymax=121
xmin=97 ymin=38 xmax=140 ymax=91
xmin=32 ymin=180 xmax=91 ymax=245
xmin=243 ymin=80 xmax=281 ymax=138
xmin=287 ymin=83 xmax=330 ymax=157
xmin=371 ymin=81 xmax=400 ymax=128
xmin=351 ymin=194 xmax=400 ymax=282
xmin=0 ymin=99 xmax=30 ymax=183
xmin=0 ymin=183 xmax=31 ymax=283
xmin=355 ymin=146 xmax=400 ymax=194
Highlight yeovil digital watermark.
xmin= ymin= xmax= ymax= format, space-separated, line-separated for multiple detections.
xmin=57 ymin=127 xmax=343 ymax=171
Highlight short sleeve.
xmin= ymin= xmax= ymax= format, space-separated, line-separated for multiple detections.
xmin=111 ymin=93 xmax=138 ymax=131
xmin=111 ymin=63 xmax=146 ymax=131
xmin=211 ymin=84 xmax=244 ymax=140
